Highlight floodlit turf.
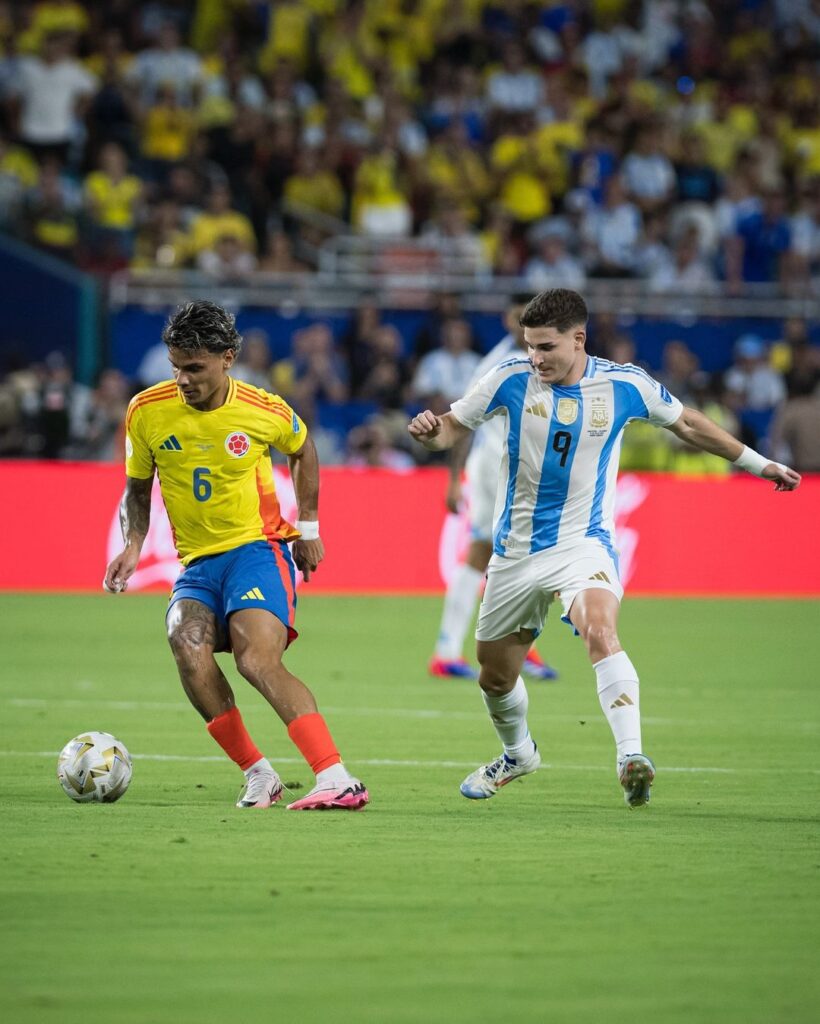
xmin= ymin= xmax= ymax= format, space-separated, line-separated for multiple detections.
xmin=0 ymin=593 xmax=818 ymax=1024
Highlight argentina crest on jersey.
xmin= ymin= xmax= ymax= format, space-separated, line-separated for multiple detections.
xmin=588 ymin=395 xmax=609 ymax=436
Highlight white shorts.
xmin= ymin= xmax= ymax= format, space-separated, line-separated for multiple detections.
xmin=475 ymin=539 xmax=623 ymax=642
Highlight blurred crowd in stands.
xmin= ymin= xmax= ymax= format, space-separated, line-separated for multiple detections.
xmin=1 ymin=300 xmax=818 ymax=473
xmin=0 ymin=1 xmax=818 ymax=473
xmin=0 ymin=0 xmax=817 ymax=290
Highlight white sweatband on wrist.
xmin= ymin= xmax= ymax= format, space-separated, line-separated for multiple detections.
xmin=733 ymin=446 xmax=771 ymax=477
xmin=296 ymin=520 xmax=320 ymax=540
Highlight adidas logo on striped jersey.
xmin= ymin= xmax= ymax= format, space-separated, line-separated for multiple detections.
xmin=159 ymin=435 xmax=182 ymax=451
xmin=589 ymin=571 xmax=611 ymax=583
xmin=240 ymin=588 xmax=265 ymax=601
xmin=524 ymin=402 xmax=549 ymax=418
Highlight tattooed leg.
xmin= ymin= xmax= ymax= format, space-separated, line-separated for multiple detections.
xmin=166 ymin=599 xmax=234 ymax=720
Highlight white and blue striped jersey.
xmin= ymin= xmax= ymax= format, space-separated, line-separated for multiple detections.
xmin=450 ymin=355 xmax=684 ymax=561
xmin=466 ymin=333 xmax=519 ymax=465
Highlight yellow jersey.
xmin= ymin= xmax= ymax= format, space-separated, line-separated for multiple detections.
xmin=125 ymin=378 xmax=307 ymax=564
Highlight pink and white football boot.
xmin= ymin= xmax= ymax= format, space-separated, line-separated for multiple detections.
xmin=286 ymin=779 xmax=369 ymax=811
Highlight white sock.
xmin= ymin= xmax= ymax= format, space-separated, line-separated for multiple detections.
xmin=315 ymin=762 xmax=352 ymax=788
xmin=594 ymin=651 xmax=642 ymax=759
xmin=436 ymin=564 xmax=484 ymax=660
xmin=482 ymin=677 xmax=536 ymax=761
xmin=244 ymin=756 xmax=272 ymax=777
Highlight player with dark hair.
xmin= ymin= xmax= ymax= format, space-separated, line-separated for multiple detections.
xmin=105 ymin=300 xmax=368 ymax=811
xmin=409 ymin=288 xmax=800 ymax=808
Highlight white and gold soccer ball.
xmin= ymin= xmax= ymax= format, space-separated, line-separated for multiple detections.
xmin=57 ymin=732 xmax=132 ymax=803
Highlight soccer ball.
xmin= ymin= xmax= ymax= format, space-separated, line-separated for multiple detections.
xmin=57 ymin=732 xmax=132 ymax=803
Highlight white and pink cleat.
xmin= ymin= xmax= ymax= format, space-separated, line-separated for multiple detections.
xmin=286 ymin=780 xmax=369 ymax=811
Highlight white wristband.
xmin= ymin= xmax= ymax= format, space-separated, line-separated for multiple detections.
xmin=296 ymin=520 xmax=320 ymax=540
xmin=733 ymin=446 xmax=770 ymax=477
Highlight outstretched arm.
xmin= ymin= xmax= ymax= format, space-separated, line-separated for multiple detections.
xmin=408 ymin=411 xmax=472 ymax=452
xmin=103 ymin=475 xmax=153 ymax=592
xmin=288 ymin=435 xmax=324 ymax=582
xmin=665 ymin=406 xmax=801 ymax=491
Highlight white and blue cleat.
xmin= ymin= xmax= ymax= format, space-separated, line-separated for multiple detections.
xmin=460 ymin=747 xmax=542 ymax=799
xmin=618 ymin=753 xmax=655 ymax=808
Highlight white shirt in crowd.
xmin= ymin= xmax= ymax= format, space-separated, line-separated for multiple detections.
xmin=582 ymin=202 xmax=642 ymax=270
xmin=413 ymin=349 xmax=481 ymax=403
xmin=126 ymin=46 xmax=203 ymax=105
xmin=485 ymin=69 xmax=545 ymax=112
xmin=15 ymin=57 xmax=96 ymax=145
xmin=621 ymin=152 xmax=676 ymax=201
xmin=524 ymin=254 xmax=586 ymax=291
xmin=724 ymin=365 xmax=787 ymax=410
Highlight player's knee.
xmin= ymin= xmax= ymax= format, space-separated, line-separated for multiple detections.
xmin=167 ymin=621 xmax=208 ymax=664
xmin=582 ymin=621 xmax=620 ymax=659
xmin=234 ymin=648 xmax=282 ymax=688
xmin=476 ymin=657 xmax=516 ymax=695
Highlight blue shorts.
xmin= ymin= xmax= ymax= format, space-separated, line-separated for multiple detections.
xmin=168 ymin=540 xmax=298 ymax=648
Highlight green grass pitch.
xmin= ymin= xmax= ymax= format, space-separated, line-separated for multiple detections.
xmin=0 ymin=593 xmax=817 ymax=1024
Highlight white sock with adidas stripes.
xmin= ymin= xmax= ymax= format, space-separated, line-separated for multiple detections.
xmin=482 ymin=677 xmax=536 ymax=761
xmin=594 ymin=651 xmax=641 ymax=758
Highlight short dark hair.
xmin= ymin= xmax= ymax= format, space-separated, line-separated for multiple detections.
xmin=519 ymin=289 xmax=588 ymax=332
xmin=162 ymin=300 xmax=242 ymax=355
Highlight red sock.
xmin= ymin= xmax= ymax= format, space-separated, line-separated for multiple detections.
xmin=287 ymin=713 xmax=341 ymax=774
xmin=206 ymin=706 xmax=263 ymax=771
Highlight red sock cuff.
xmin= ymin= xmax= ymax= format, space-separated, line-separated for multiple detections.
xmin=287 ymin=713 xmax=341 ymax=774
xmin=207 ymin=706 xmax=263 ymax=771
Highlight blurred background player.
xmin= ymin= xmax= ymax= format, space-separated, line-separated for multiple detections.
xmin=430 ymin=293 xmax=558 ymax=682
xmin=104 ymin=300 xmax=368 ymax=812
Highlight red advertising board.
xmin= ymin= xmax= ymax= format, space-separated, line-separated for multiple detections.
xmin=0 ymin=461 xmax=817 ymax=595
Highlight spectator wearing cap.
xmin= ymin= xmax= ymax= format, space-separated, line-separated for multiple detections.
xmin=724 ymin=334 xmax=787 ymax=447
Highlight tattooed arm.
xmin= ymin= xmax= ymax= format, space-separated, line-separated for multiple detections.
xmin=103 ymin=476 xmax=153 ymax=593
